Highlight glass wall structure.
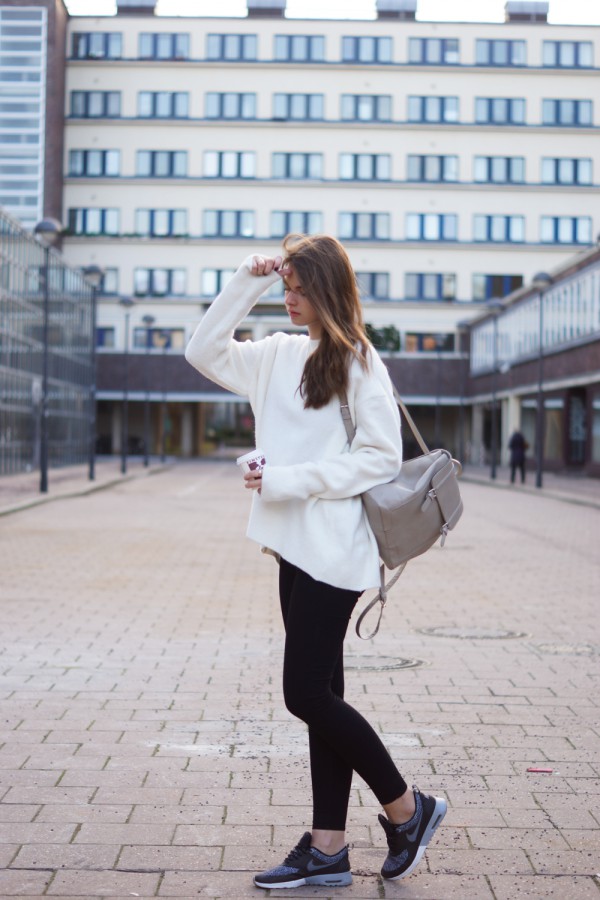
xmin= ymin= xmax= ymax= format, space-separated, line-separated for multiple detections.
xmin=0 ymin=207 xmax=94 ymax=475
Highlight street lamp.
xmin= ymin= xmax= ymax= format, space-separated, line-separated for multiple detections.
xmin=486 ymin=298 xmax=505 ymax=480
xmin=456 ymin=320 xmax=471 ymax=465
xmin=119 ymin=297 xmax=135 ymax=474
xmin=434 ymin=333 xmax=445 ymax=448
xmin=532 ymin=271 xmax=554 ymax=489
xmin=160 ymin=329 xmax=169 ymax=463
xmin=142 ymin=314 xmax=155 ymax=467
xmin=33 ymin=217 xmax=63 ymax=493
xmin=82 ymin=265 xmax=105 ymax=481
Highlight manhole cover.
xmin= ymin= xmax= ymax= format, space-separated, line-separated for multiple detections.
xmin=345 ymin=656 xmax=427 ymax=671
xmin=531 ymin=642 xmax=596 ymax=656
xmin=417 ymin=626 xmax=527 ymax=640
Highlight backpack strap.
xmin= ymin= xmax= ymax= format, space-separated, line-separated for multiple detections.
xmin=339 ymin=389 xmax=408 ymax=639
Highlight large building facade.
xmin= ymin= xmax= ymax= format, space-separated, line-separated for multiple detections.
xmin=0 ymin=0 xmax=68 ymax=229
xmin=57 ymin=0 xmax=599 ymax=464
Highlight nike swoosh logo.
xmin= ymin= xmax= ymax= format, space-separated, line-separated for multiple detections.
xmin=306 ymin=859 xmax=326 ymax=872
xmin=405 ymin=823 xmax=420 ymax=842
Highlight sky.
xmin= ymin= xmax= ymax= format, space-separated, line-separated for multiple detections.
xmin=64 ymin=0 xmax=600 ymax=25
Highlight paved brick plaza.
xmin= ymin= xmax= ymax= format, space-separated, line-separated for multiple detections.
xmin=0 ymin=461 xmax=599 ymax=898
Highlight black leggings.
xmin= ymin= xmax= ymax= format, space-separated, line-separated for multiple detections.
xmin=279 ymin=558 xmax=408 ymax=831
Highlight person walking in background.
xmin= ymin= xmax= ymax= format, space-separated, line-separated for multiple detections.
xmin=509 ymin=429 xmax=527 ymax=484
xmin=185 ymin=234 xmax=446 ymax=890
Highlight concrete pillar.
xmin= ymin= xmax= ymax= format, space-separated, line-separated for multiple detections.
xmin=181 ymin=404 xmax=193 ymax=458
xmin=471 ymin=404 xmax=485 ymax=465
xmin=504 ymin=395 xmax=521 ymax=466
xmin=112 ymin=404 xmax=122 ymax=454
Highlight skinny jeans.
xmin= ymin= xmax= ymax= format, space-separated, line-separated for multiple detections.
xmin=279 ymin=558 xmax=408 ymax=831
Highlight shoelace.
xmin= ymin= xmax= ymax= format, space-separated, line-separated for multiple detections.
xmin=283 ymin=840 xmax=311 ymax=866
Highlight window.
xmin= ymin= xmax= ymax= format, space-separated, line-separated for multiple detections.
xmin=540 ymin=216 xmax=592 ymax=244
xmin=543 ymin=41 xmax=593 ymax=68
xmin=472 ymin=274 xmax=523 ymax=301
xmin=405 ymin=332 xmax=454 ymax=353
xmin=408 ymin=37 xmax=459 ymax=64
xmin=69 ymin=149 xmax=120 ymax=176
xmin=205 ymin=151 xmax=255 ymax=178
xmin=407 ymin=95 xmax=458 ymax=123
xmin=67 ymin=208 xmax=119 ymax=235
xmin=139 ymin=32 xmax=189 ymax=60
xmin=133 ymin=327 xmax=185 ymax=350
xmin=356 ymin=272 xmax=390 ymax=300
xmin=406 ymin=214 xmax=457 ymax=241
xmin=475 ymin=39 xmax=526 ymax=66
xmin=339 ymin=153 xmax=390 ymax=180
xmin=339 ymin=212 xmax=390 ymax=240
xmin=136 ymin=150 xmax=187 ymax=177
xmin=135 ymin=209 xmax=187 ymax=237
xmin=273 ymin=93 xmax=324 ymax=120
xmin=203 ymin=210 xmax=254 ymax=238
xmin=138 ymin=91 xmax=188 ymax=118
xmin=134 ymin=268 xmax=186 ymax=297
xmin=205 ymin=92 xmax=256 ymax=119
xmin=405 ymin=273 xmax=456 ymax=301
xmin=542 ymin=99 xmax=592 ymax=126
xmin=206 ymin=33 xmax=257 ymax=60
xmin=274 ymin=34 xmax=325 ymax=62
xmin=341 ymin=94 xmax=391 ymax=121
xmin=272 ymin=152 xmax=322 ymax=179
xmin=72 ymin=32 xmax=122 ymax=59
xmin=271 ymin=211 xmax=322 ymax=236
xmin=473 ymin=156 xmax=525 ymax=183
xmin=70 ymin=91 xmax=120 ymax=118
xmin=201 ymin=268 xmax=236 ymax=296
xmin=341 ymin=36 xmax=392 ymax=63
xmin=473 ymin=215 xmax=524 ymax=242
xmin=99 ymin=268 xmax=119 ymax=295
xmin=541 ymin=158 xmax=592 ymax=185
xmin=407 ymin=155 xmax=458 ymax=182
xmin=96 ymin=327 xmax=115 ymax=348
xmin=475 ymin=97 xmax=525 ymax=124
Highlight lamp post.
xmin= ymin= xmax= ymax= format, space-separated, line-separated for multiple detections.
xmin=486 ymin=298 xmax=505 ymax=480
xmin=82 ymin=265 xmax=105 ymax=481
xmin=142 ymin=314 xmax=155 ymax=467
xmin=119 ymin=297 xmax=135 ymax=474
xmin=160 ymin=329 xmax=169 ymax=463
xmin=33 ymin=217 xmax=63 ymax=493
xmin=434 ymin=333 xmax=445 ymax=448
xmin=456 ymin=320 xmax=471 ymax=465
xmin=532 ymin=272 xmax=554 ymax=489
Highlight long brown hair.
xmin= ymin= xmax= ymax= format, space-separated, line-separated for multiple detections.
xmin=282 ymin=233 xmax=370 ymax=409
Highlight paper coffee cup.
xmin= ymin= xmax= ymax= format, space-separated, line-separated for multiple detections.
xmin=236 ymin=448 xmax=266 ymax=475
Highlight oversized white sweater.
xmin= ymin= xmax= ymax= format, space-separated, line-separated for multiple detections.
xmin=185 ymin=256 xmax=402 ymax=591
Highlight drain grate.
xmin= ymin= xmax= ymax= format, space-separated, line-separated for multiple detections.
xmin=417 ymin=626 xmax=527 ymax=640
xmin=345 ymin=656 xmax=427 ymax=671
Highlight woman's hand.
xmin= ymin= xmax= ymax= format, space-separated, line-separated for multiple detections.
xmin=243 ymin=470 xmax=263 ymax=493
xmin=250 ymin=255 xmax=291 ymax=279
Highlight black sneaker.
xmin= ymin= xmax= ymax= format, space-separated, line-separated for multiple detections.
xmin=378 ymin=787 xmax=447 ymax=880
xmin=253 ymin=832 xmax=352 ymax=889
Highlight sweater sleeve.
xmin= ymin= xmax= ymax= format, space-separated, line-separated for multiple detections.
xmin=260 ymin=361 xmax=402 ymax=502
xmin=184 ymin=256 xmax=280 ymax=396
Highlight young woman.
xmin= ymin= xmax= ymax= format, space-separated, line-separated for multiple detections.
xmin=185 ymin=234 xmax=446 ymax=889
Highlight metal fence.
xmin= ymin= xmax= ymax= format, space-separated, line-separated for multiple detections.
xmin=0 ymin=208 xmax=93 ymax=476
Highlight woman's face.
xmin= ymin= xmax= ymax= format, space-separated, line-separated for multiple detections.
xmin=283 ymin=266 xmax=322 ymax=339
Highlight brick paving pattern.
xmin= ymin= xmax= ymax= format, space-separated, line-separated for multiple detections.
xmin=0 ymin=460 xmax=599 ymax=898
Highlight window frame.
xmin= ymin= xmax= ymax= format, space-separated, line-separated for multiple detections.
xmin=405 ymin=213 xmax=458 ymax=242
xmin=274 ymin=34 xmax=325 ymax=62
xmin=408 ymin=37 xmax=460 ymax=65
xmin=206 ymin=33 xmax=257 ymax=61
xmin=341 ymin=35 xmax=393 ymax=64
xmin=138 ymin=32 xmax=190 ymax=60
